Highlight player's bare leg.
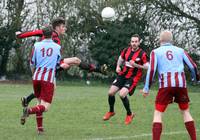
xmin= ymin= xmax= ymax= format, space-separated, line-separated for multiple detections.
xmin=63 ymin=57 xmax=108 ymax=74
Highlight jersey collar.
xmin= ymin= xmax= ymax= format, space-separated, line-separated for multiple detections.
xmin=161 ymin=43 xmax=172 ymax=46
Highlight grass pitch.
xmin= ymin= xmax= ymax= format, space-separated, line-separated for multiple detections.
xmin=0 ymin=81 xmax=199 ymax=140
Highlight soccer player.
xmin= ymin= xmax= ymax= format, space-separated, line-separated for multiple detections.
xmin=16 ymin=17 xmax=107 ymax=107
xmin=141 ymin=30 xmax=199 ymax=140
xmin=20 ymin=26 xmax=61 ymax=134
xmin=103 ymin=34 xmax=149 ymax=125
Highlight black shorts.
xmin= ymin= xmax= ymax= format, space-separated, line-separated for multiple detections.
xmin=112 ymin=75 xmax=136 ymax=96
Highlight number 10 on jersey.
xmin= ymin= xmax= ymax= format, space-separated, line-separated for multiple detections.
xmin=40 ymin=48 xmax=53 ymax=57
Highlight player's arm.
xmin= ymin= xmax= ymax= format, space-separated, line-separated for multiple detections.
xmin=16 ymin=29 xmax=43 ymax=39
xmin=116 ymin=48 xmax=127 ymax=73
xmin=130 ymin=52 xmax=149 ymax=70
xmin=129 ymin=61 xmax=149 ymax=70
xmin=142 ymin=51 xmax=157 ymax=96
xmin=29 ymin=46 xmax=36 ymax=75
xmin=183 ymin=51 xmax=199 ymax=81
xmin=116 ymin=56 xmax=124 ymax=73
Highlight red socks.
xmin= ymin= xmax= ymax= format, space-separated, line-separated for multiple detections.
xmin=152 ymin=122 xmax=162 ymax=140
xmin=152 ymin=121 xmax=196 ymax=140
xmin=36 ymin=112 xmax=43 ymax=132
xmin=28 ymin=105 xmax=45 ymax=114
xmin=185 ymin=121 xmax=196 ymax=140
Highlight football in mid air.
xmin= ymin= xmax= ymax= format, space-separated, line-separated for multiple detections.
xmin=101 ymin=7 xmax=115 ymax=20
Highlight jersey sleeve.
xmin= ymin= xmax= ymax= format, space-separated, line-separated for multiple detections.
xmin=183 ymin=51 xmax=199 ymax=81
xmin=120 ymin=48 xmax=128 ymax=60
xmin=141 ymin=52 xmax=149 ymax=64
xmin=17 ymin=29 xmax=43 ymax=39
xmin=57 ymin=46 xmax=62 ymax=65
xmin=143 ymin=51 xmax=157 ymax=93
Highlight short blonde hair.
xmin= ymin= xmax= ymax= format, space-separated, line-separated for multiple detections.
xmin=160 ymin=30 xmax=173 ymax=43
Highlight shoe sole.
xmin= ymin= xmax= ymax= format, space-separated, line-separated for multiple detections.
xmin=100 ymin=64 xmax=108 ymax=75
xmin=20 ymin=107 xmax=29 ymax=125
xmin=21 ymin=97 xmax=28 ymax=107
xmin=20 ymin=116 xmax=26 ymax=125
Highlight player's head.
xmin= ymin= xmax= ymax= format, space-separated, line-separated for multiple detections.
xmin=51 ymin=17 xmax=66 ymax=35
xmin=43 ymin=26 xmax=53 ymax=38
xmin=130 ymin=34 xmax=140 ymax=50
xmin=159 ymin=30 xmax=173 ymax=44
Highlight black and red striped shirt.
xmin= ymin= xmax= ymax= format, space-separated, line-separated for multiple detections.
xmin=119 ymin=47 xmax=148 ymax=79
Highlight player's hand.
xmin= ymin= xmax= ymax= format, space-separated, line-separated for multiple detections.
xmin=130 ymin=60 xmax=138 ymax=67
xmin=116 ymin=66 xmax=121 ymax=73
xmin=15 ymin=31 xmax=21 ymax=36
xmin=140 ymin=89 xmax=149 ymax=98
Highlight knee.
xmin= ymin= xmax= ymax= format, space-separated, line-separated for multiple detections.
xmin=44 ymin=108 xmax=49 ymax=112
xmin=119 ymin=91 xmax=127 ymax=98
xmin=41 ymin=103 xmax=51 ymax=112
xmin=44 ymin=106 xmax=50 ymax=112
xmin=180 ymin=108 xmax=190 ymax=115
xmin=118 ymin=88 xmax=129 ymax=98
xmin=119 ymin=92 xmax=126 ymax=98
xmin=153 ymin=110 xmax=163 ymax=123
xmin=108 ymin=90 xmax=115 ymax=96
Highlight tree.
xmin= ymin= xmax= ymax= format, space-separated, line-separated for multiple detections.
xmin=146 ymin=0 xmax=200 ymax=64
xmin=0 ymin=0 xmax=25 ymax=76
xmin=88 ymin=11 xmax=150 ymax=71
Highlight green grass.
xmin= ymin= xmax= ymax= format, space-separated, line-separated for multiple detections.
xmin=0 ymin=82 xmax=199 ymax=140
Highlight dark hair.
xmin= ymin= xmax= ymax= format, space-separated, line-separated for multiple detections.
xmin=42 ymin=26 xmax=53 ymax=38
xmin=51 ymin=17 xmax=66 ymax=29
xmin=131 ymin=34 xmax=140 ymax=41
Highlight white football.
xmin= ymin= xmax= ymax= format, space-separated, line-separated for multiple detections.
xmin=86 ymin=80 xmax=91 ymax=85
xmin=101 ymin=7 xmax=115 ymax=20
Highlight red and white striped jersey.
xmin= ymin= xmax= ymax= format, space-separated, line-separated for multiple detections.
xmin=30 ymin=39 xmax=61 ymax=83
xmin=144 ymin=43 xmax=199 ymax=92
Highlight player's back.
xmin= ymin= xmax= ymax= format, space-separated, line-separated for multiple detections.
xmin=154 ymin=43 xmax=186 ymax=88
xmin=32 ymin=39 xmax=61 ymax=83
xmin=154 ymin=43 xmax=185 ymax=73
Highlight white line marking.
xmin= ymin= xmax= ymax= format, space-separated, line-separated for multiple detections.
xmin=86 ymin=129 xmax=199 ymax=140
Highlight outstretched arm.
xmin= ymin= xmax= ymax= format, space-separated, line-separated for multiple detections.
xmin=16 ymin=29 xmax=43 ymax=39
